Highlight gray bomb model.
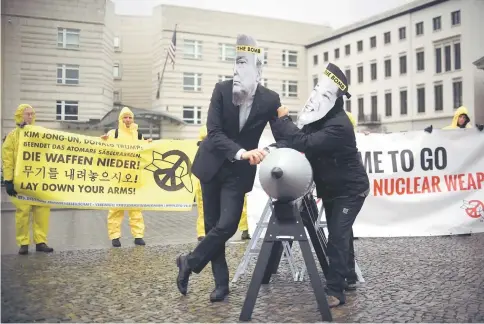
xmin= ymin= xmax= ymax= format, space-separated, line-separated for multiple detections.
xmin=258 ymin=148 xmax=314 ymax=202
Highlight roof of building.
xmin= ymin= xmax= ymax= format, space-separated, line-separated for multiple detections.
xmin=473 ymin=56 xmax=484 ymax=69
xmin=306 ymin=0 xmax=449 ymax=48
xmin=61 ymin=104 xmax=186 ymax=129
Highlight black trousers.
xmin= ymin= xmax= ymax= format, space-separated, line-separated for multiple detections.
xmin=323 ymin=195 xmax=366 ymax=302
xmin=187 ymin=163 xmax=246 ymax=287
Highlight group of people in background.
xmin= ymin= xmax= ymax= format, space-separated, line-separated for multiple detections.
xmin=1 ymin=104 xmax=152 ymax=254
xmin=2 ymin=103 xmax=481 ymax=257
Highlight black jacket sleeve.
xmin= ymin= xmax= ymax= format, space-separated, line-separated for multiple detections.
xmin=206 ymin=83 xmax=243 ymax=160
xmin=271 ymin=116 xmax=343 ymax=154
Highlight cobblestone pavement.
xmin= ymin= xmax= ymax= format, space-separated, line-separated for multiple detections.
xmin=2 ymin=226 xmax=483 ymax=323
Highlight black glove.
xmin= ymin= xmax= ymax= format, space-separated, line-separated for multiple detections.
xmin=424 ymin=125 xmax=433 ymax=133
xmin=476 ymin=124 xmax=484 ymax=132
xmin=4 ymin=180 xmax=17 ymax=197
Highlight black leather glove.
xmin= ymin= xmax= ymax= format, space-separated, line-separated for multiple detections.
xmin=424 ymin=125 xmax=433 ymax=133
xmin=4 ymin=180 xmax=17 ymax=197
xmin=476 ymin=124 xmax=484 ymax=132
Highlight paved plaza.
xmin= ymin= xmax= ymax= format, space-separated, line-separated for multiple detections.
xmin=1 ymin=206 xmax=484 ymax=323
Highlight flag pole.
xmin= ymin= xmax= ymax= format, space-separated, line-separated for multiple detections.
xmin=156 ymin=24 xmax=177 ymax=99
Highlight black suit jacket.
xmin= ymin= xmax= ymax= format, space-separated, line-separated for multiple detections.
xmin=191 ymin=80 xmax=283 ymax=193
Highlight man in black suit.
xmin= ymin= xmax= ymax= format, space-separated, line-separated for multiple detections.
xmin=176 ymin=34 xmax=284 ymax=302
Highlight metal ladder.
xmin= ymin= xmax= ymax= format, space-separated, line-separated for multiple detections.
xmin=232 ymin=197 xmax=305 ymax=282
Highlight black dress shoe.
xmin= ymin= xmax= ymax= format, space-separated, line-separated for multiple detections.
xmin=35 ymin=243 xmax=53 ymax=253
xmin=176 ymin=254 xmax=191 ymax=295
xmin=210 ymin=286 xmax=230 ymax=302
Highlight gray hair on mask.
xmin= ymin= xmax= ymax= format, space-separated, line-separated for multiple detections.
xmin=236 ymin=34 xmax=263 ymax=69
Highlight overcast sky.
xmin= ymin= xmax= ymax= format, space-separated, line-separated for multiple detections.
xmin=111 ymin=0 xmax=416 ymax=29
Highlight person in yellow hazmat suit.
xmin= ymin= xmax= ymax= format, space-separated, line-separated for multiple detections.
xmin=195 ymin=125 xmax=250 ymax=241
xmin=443 ymin=106 xmax=472 ymax=129
xmin=2 ymin=104 xmax=54 ymax=255
xmin=101 ymin=107 xmax=151 ymax=247
xmin=346 ymin=111 xmax=357 ymax=129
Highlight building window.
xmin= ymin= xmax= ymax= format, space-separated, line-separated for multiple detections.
xmin=434 ymin=83 xmax=443 ymax=111
xmin=219 ymin=43 xmax=236 ymax=62
xmin=444 ymin=45 xmax=452 ymax=71
xmin=384 ymin=32 xmax=391 ymax=44
xmin=282 ymin=80 xmax=298 ymax=97
xmin=357 ymin=66 xmax=363 ymax=83
xmin=385 ymin=92 xmax=392 ymax=117
xmin=182 ymin=106 xmax=202 ymax=124
xmin=56 ymin=100 xmax=78 ymax=121
xmin=371 ymin=95 xmax=378 ymax=118
xmin=282 ymin=50 xmax=298 ymax=67
xmin=399 ymin=55 xmax=407 ymax=75
xmin=312 ymin=75 xmax=318 ymax=88
xmin=113 ymin=63 xmax=121 ymax=79
xmin=384 ymin=59 xmax=391 ymax=78
xmin=416 ymin=22 xmax=424 ymax=35
xmin=358 ymin=97 xmax=364 ymax=119
xmin=334 ymin=48 xmax=340 ymax=59
xmin=345 ymin=69 xmax=351 ymax=85
xmin=370 ymin=62 xmax=377 ymax=80
xmin=454 ymin=43 xmax=461 ymax=70
xmin=263 ymin=48 xmax=268 ymax=65
xmin=416 ymin=50 xmax=425 ymax=71
xmin=451 ymin=10 xmax=461 ymax=26
xmin=357 ymin=40 xmax=363 ymax=52
xmin=218 ymin=75 xmax=232 ymax=82
xmin=184 ymin=40 xmax=202 ymax=59
xmin=288 ymin=110 xmax=298 ymax=120
xmin=435 ymin=48 xmax=442 ymax=73
xmin=417 ymin=85 xmax=425 ymax=113
xmin=313 ymin=54 xmax=318 ymax=66
xmin=183 ymin=73 xmax=202 ymax=91
xmin=113 ymin=90 xmax=121 ymax=103
xmin=56 ymin=64 xmax=79 ymax=85
xmin=57 ymin=28 xmax=80 ymax=49
xmin=260 ymin=78 xmax=268 ymax=87
xmin=433 ymin=16 xmax=441 ymax=31
xmin=453 ymin=79 xmax=463 ymax=108
xmin=113 ymin=36 xmax=121 ymax=51
xmin=345 ymin=44 xmax=350 ymax=56
xmin=323 ymin=52 xmax=329 ymax=62
xmin=435 ymin=39 xmax=461 ymax=73
xmin=370 ymin=36 xmax=376 ymax=48
xmin=400 ymin=89 xmax=408 ymax=115
xmin=345 ymin=99 xmax=351 ymax=113
xmin=399 ymin=27 xmax=406 ymax=40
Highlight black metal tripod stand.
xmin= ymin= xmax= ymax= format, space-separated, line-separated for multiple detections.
xmin=239 ymin=195 xmax=332 ymax=322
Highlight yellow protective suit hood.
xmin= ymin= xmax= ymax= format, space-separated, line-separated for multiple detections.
xmin=444 ymin=106 xmax=472 ymax=129
xmin=15 ymin=104 xmax=36 ymax=127
xmin=118 ymin=107 xmax=138 ymax=131
xmin=2 ymin=104 xmax=36 ymax=182
xmin=346 ymin=111 xmax=356 ymax=129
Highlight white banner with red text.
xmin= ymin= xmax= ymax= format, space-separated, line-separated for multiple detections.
xmin=247 ymin=128 xmax=484 ymax=237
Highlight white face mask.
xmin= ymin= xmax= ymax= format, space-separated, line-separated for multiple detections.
xmin=296 ymin=63 xmax=349 ymax=128
xmin=297 ymin=75 xmax=340 ymax=128
xmin=232 ymin=43 xmax=262 ymax=106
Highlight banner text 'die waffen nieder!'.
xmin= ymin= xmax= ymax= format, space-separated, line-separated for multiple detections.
xmin=13 ymin=126 xmax=199 ymax=211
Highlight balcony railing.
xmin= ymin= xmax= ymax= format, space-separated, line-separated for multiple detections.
xmin=358 ymin=113 xmax=381 ymax=125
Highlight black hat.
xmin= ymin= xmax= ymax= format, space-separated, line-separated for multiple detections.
xmin=323 ymin=63 xmax=351 ymax=99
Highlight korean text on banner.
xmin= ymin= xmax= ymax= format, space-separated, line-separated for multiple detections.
xmin=12 ymin=125 xmax=198 ymax=211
